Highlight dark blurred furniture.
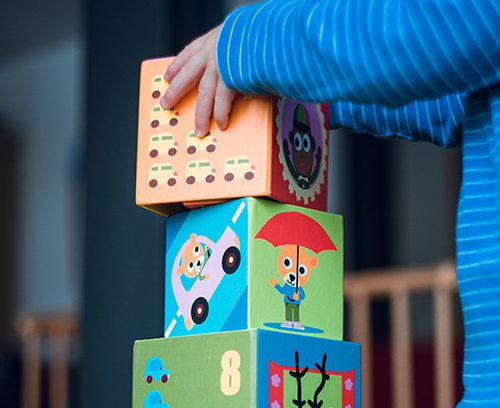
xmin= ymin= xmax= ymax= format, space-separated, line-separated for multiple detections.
xmin=345 ymin=260 xmax=462 ymax=408
xmin=16 ymin=313 xmax=79 ymax=408
xmin=0 ymin=127 xmax=21 ymax=407
xmin=0 ymin=132 xmax=17 ymax=343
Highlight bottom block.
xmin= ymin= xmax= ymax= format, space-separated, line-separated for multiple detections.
xmin=133 ymin=329 xmax=361 ymax=408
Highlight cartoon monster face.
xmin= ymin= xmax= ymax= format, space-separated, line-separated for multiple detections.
xmin=289 ymin=129 xmax=316 ymax=177
xmin=177 ymin=233 xmax=208 ymax=278
xmin=277 ymin=245 xmax=318 ymax=288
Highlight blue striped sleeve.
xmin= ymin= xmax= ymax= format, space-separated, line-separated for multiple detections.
xmin=330 ymin=93 xmax=465 ymax=147
xmin=217 ymin=0 xmax=500 ymax=107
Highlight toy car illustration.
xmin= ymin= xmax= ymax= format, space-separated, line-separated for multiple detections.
xmin=185 ymin=160 xmax=216 ymax=185
xmin=144 ymin=356 xmax=170 ymax=384
xmin=186 ymin=131 xmax=217 ymax=154
xmin=224 ymin=156 xmax=255 ymax=181
xmin=148 ymin=163 xmax=178 ymax=188
xmin=150 ymin=104 xmax=179 ymax=128
xmin=151 ymin=75 xmax=168 ymax=99
xmin=149 ymin=133 xmax=178 ymax=158
xmin=144 ymin=390 xmax=169 ymax=408
xmin=171 ymin=227 xmax=241 ymax=331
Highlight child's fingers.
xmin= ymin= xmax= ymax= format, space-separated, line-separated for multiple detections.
xmin=161 ymin=57 xmax=205 ymax=109
xmin=194 ymin=68 xmax=218 ymax=137
xmin=213 ymin=80 xmax=236 ymax=131
xmin=164 ymin=38 xmax=204 ymax=82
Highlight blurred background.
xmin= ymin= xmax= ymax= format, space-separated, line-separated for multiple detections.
xmin=0 ymin=0 xmax=463 ymax=407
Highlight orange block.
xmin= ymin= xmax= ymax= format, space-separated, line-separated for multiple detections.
xmin=136 ymin=57 xmax=329 ymax=216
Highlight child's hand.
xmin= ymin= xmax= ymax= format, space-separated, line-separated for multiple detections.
xmin=270 ymin=278 xmax=278 ymax=287
xmin=161 ymin=25 xmax=237 ymax=137
xmin=293 ymin=292 xmax=299 ymax=300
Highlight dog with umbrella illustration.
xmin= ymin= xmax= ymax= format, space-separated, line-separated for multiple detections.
xmin=256 ymin=212 xmax=337 ymax=331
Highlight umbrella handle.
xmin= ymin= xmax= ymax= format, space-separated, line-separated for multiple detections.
xmin=296 ymin=245 xmax=299 ymax=294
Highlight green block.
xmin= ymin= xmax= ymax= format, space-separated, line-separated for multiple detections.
xmin=165 ymin=198 xmax=344 ymax=340
xmin=133 ymin=329 xmax=361 ymax=408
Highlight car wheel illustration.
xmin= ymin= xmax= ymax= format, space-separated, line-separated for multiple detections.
xmin=191 ymin=297 xmax=209 ymax=325
xmin=149 ymin=149 xmax=158 ymax=158
xmin=186 ymin=176 xmax=195 ymax=185
xmin=168 ymin=147 xmax=177 ymax=156
xmin=169 ymin=118 xmax=178 ymax=126
xmin=167 ymin=178 xmax=176 ymax=186
xmin=206 ymin=144 xmax=216 ymax=153
xmin=161 ymin=374 xmax=168 ymax=383
xmin=151 ymin=120 xmax=159 ymax=128
xmin=205 ymin=174 xmax=215 ymax=183
xmin=187 ymin=146 xmax=196 ymax=154
xmin=244 ymin=171 xmax=254 ymax=180
xmin=224 ymin=173 xmax=234 ymax=182
xmin=152 ymin=90 xmax=161 ymax=99
xmin=149 ymin=179 xmax=158 ymax=188
xmin=222 ymin=246 xmax=241 ymax=274
xmin=146 ymin=375 xmax=153 ymax=384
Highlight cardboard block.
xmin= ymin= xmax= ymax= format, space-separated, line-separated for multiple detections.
xmin=136 ymin=57 xmax=329 ymax=216
xmin=133 ymin=329 xmax=361 ymax=408
xmin=164 ymin=198 xmax=343 ymax=340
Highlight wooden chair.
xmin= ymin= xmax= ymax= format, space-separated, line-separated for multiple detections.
xmin=16 ymin=313 xmax=79 ymax=408
xmin=345 ymin=260 xmax=458 ymax=408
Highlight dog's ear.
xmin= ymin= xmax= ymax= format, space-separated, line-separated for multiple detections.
xmin=310 ymin=256 xmax=318 ymax=268
xmin=190 ymin=233 xmax=197 ymax=241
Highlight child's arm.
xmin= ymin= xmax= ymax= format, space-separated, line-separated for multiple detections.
xmin=329 ymin=93 xmax=465 ymax=148
xmin=217 ymin=0 xmax=500 ymax=107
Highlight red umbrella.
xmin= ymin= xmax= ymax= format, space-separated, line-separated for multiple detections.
xmin=255 ymin=212 xmax=337 ymax=252
xmin=255 ymin=212 xmax=337 ymax=292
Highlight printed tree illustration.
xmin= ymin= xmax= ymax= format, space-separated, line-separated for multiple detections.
xmin=290 ymin=351 xmax=309 ymax=408
xmin=307 ymin=353 xmax=330 ymax=408
xmin=290 ymin=351 xmax=331 ymax=408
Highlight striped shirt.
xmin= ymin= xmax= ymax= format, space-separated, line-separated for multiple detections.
xmin=217 ymin=1 xmax=500 ymax=406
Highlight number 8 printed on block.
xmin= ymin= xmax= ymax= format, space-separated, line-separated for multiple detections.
xmin=220 ymin=350 xmax=241 ymax=396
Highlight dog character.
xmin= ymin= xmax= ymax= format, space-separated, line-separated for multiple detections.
xmin=270 ymin=244 xmax=318 ymax=330
xmin=177 ymin=233 xmax=211 ymax=281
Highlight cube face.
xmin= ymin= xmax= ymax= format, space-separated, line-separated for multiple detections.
xmin=136 ymin=57 xmax=329 ymax=216
xmin=270 ymin=98 xmax=330 ymax=210
xmin=164 ymin=199 xmax=250 ymax=337
xmin=164 ymin=198 xmax=343 ymax=340
xmin=258 ymin=331 xmax=360 ymax=408
xmin=249 ymin=199 xmax=344 ymax=340
xmin=133 ymin=330 xmax=256 ymax=408
xmin=133 ymin=330 xmax=361 ymax=408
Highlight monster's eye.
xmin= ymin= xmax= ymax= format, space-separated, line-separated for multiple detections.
xmin=298 ymin=264 xmax=308 ymax=276
xmin=188 ymin=262 xmax=194 ymax=272
xmin=303 ymin=134 xmax=311 ymax=152
xmin=193 ymin=245 xmax=200 ymax=256
xmin=282 ymin=257 xmax=293 ymax=269
xmin=293 ymin=133 xmax=302 ymax=151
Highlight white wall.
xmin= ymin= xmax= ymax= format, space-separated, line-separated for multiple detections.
xmin=0 ymin=36 xmax=83 ymax=313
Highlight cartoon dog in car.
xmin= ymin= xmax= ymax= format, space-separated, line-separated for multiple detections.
xmin=270 ymin=245 xmax=318 ymax=330
xmin=171 ymin=228 xmax=241 ymax=331
xmin=176 ymin=233 xmax=211 ymax=281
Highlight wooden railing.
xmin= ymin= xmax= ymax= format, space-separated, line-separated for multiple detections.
xmin=16 ymin=313 xmax=79 ymax=408
xmin=344 ymin=260 xmax=458 ymax=408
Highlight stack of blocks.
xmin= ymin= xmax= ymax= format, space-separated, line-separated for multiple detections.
xmin=133 ymin=57 xmax=362 ymax=408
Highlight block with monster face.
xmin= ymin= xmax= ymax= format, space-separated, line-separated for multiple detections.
xmin=164 ymin=198 xmax=343 ymax=340
xmin=136 ymin=57 xmax=329 ymax=216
